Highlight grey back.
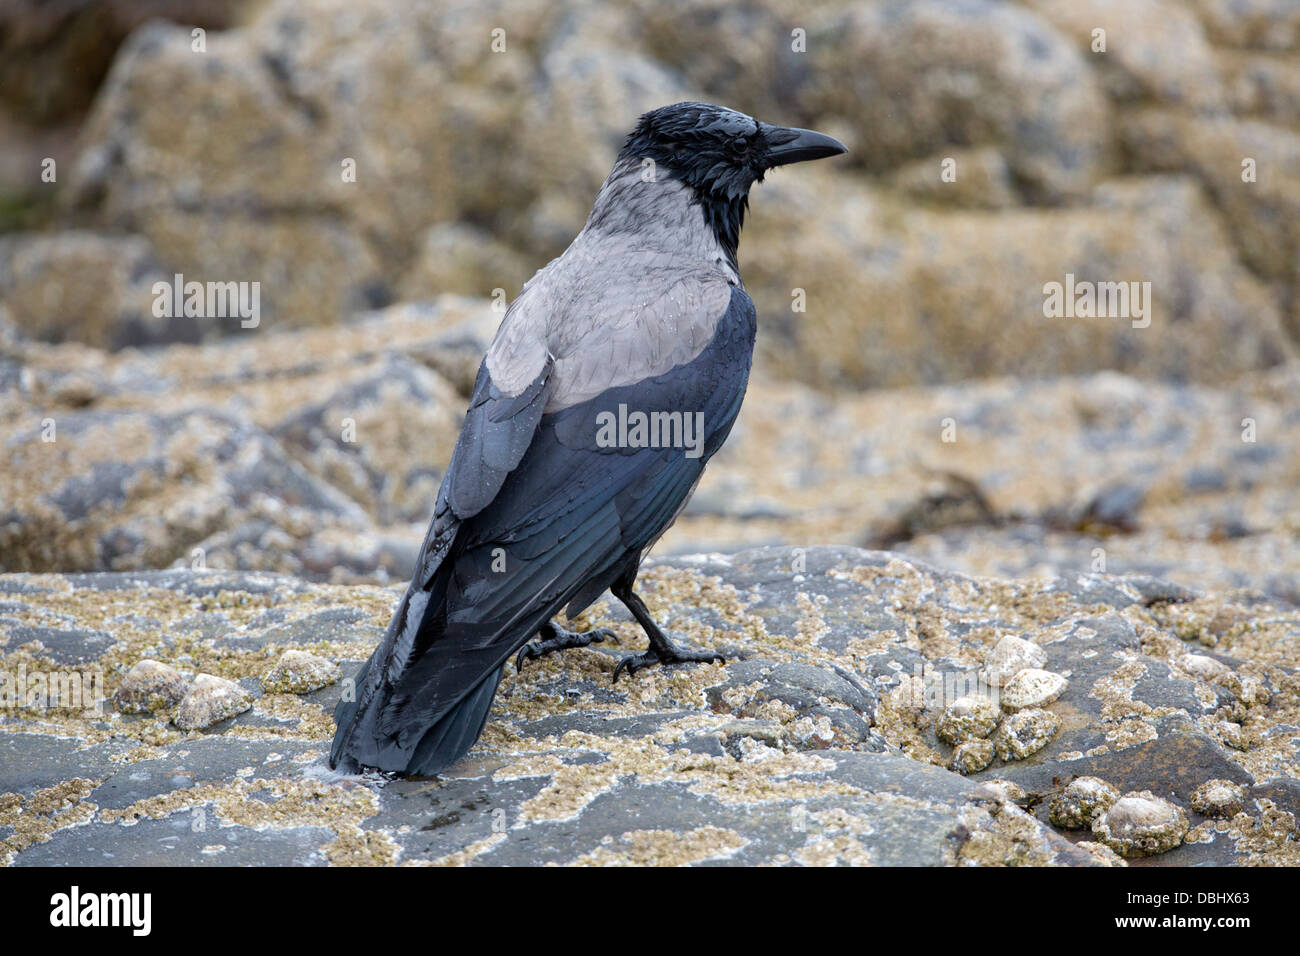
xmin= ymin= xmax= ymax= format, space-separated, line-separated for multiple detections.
xmin=486 ymin=158 xmax=739 ymax=413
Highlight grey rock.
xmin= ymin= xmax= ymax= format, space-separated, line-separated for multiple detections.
xmin=707 ymin=659 xmax=884 ymax=752
xmin=0 ymin=231 xmax=192 ymax=349
xmin=5 ymin=624 xmax=114 ymax=665
xmin=1 ymin=407 xmax=370 ymax=575
xmin=0 ymin=547 xmax=1293 ymax=866
xmin=269 ymin=355 xmax=462 ymax=524
xmin=949 ymin=739 xmax=995 ymax=775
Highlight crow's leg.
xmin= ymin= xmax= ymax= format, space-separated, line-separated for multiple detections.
xmin=515 ymin=620 xmax=619 ymax=672
xmin=610 ymin=578 xmax=726 ymax=682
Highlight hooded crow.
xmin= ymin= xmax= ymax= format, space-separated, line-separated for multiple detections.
xmin=331 ymin=101 xmax=847 ymax=776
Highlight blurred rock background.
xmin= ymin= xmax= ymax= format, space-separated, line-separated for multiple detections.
xmin=1 ymin=0 xmax=1297 ymax=600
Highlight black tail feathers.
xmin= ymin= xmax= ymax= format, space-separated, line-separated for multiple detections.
xmin=406 ymin=667 xmax=503 ymax=775
xmin=328 ymin=655 xmax=372 ymax=772
xmin=329 ymin=660 xmax=503 ymax=777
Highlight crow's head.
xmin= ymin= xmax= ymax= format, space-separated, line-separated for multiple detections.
xmin=618 ymin=101 xmax=847 ymax=256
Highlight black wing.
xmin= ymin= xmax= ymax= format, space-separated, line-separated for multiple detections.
xmin=333 ymin=287 xmax=756 ymax=772
xmin=381 ymin=288 xmax=755 ymax=733
xmin=330 ymin=357 xmax=551 ymax=769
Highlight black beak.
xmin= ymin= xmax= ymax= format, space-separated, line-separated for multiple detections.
xmin=761 ymin=123 xmax=848 ymax=167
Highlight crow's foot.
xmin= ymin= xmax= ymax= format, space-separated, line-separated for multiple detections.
xmin=516 ymin=622 xmax=618 ymax=671
xmin=612 ymin=636 xmax=726 ymax=682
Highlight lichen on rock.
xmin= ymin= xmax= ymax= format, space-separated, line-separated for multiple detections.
xmin=0 ymin=547 xmax=1295 ymax=865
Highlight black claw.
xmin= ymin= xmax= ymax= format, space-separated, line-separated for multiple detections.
xmin=612 ymin=653 xmax=648 ymax=683
xmin=611 ymin=638 xmax=725 ymax=683
xmin=516 ymin=625 xmax=619 ymax=672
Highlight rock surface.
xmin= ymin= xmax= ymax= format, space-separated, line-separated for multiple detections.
xmin=2 ymin=0 xmax=1299 ymax=866
xmin=0 ymin=231 xmax=183 ymax=348
xmin=0 ymin=1 xmax=242 ymax=127
xmin=1 ymin=0 xmax=1294 ymax=375
xmin=1 ymin=546 xmax=1296 ymax=866
xmin=4 ymin=295 xmax=1299 ymax=604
